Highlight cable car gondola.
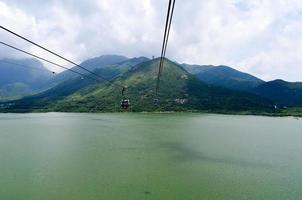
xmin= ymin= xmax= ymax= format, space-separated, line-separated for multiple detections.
xmin=121 ymin=98 xmax=130 ymax=110
xmin=120 ymin=86 xmax=130 ymax=111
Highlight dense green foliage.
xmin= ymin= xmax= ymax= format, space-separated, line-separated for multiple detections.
xmin=252 ymin=79 xmax=302 ymax=107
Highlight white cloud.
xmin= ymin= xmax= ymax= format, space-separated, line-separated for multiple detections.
xmin=0 ymin=0 xmax=302 ymax=81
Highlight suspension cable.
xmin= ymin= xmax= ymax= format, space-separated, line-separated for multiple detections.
xmin=0 ymin=59 xmax=56 ymax=74
xmin=0 ymin=26 xmax=124 ymax=88
xmin=0 ymin=41 xmax=100 ymax=82
xmin=155 ymin=0 xmax=176 ymax=95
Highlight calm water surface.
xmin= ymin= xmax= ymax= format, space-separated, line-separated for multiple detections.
xmin=0 ymin=113 xmax=302 ymax=200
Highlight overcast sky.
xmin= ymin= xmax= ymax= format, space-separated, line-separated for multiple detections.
xmin=1 ymin=0 xmax=302 ymax=81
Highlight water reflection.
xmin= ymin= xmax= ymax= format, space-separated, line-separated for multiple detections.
xmin=160 ymin=142 xmax=272 ymax=168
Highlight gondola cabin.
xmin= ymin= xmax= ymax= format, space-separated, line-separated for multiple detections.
xmin=121 ymin=98 xmax=130 ymax=111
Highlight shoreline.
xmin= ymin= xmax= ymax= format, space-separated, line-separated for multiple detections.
xmin=0 ymin=109 xmax=301 ymax=118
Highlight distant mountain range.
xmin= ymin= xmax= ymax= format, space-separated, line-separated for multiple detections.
xmin=0 ymin=55 xmax=148 ymax=100
xmin=1 ymin=55 xmax=302 ymax=114
xmin=252 ymin=80 xmax=302 ymax=107
xmin=182 ymin=64 xmax=264 ymax=91
xmin=0 ymin=58 xmax=53 ymax=100
xmin=1 ymin=58 xmax=273 ymax=113
xmin=46 ymin=55 xmax=130 ymax=87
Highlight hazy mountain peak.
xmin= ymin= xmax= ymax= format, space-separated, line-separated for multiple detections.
xmin=0 ymin=58 xmax=53 ymax=100
xmin=82 ymin=55 xmax=129 ymax=66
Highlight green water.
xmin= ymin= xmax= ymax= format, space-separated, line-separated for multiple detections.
xmin=0 ymin=113 xmax=302 ymax=200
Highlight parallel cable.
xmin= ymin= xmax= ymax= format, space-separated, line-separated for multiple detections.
xmin=158 ymin=0 xmax=176 ymax=82
xmin=155 ymin=0 xmax=176 ymax=95
xmin=163 ymin=0 xmax=176 ymax=59
xmin=0 ymin=26 xmax=123 ymax=88
xmin=159 ymin=0 xmax=172 ymax=67
xmin=156 ymin=0 xmax=172 ymax=95
xmin=0 ymin=59 xmax=56 ymax=74
xmin=0 ymin=41 xmax=100 ymax=82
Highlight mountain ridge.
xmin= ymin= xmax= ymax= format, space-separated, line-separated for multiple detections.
xmin=1 ymin=55 xmax=302 ymax=114
xmin=182 ymin=64 xmax=264 ymax=91
xmin=1 ymin=58 xmax=274 ymax=113
xmin=252 ymin=79 xmax=302 ymax=107
xmin=44 ymin=54 xmax=130 ymax=88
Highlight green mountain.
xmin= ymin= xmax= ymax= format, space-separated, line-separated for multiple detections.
xmin=0 ymin=59 xmax=53 ymax=100
xmin=1 ymin=59 xmax=274 ymax=113
xmin=46 ymin=55 xmax=129 ymax=87
xmin=0 ymin=55 xmax=149 ymax=101
xmin=182 ymin=64 xmax=264 ymax=91
xmin=252 ymin=80 xmax=302 ymax=107
xmin=45 ymin=56 xmax=150 ymax=97
xmin=0 ymin=56 xmax=150 ymax=109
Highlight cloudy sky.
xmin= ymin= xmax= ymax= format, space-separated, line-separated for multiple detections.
xmin=1 ymin=0 xmax=302 ymax=81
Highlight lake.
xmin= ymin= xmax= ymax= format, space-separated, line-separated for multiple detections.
xmin=0 ymin=113 xmax=302 ymax=200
